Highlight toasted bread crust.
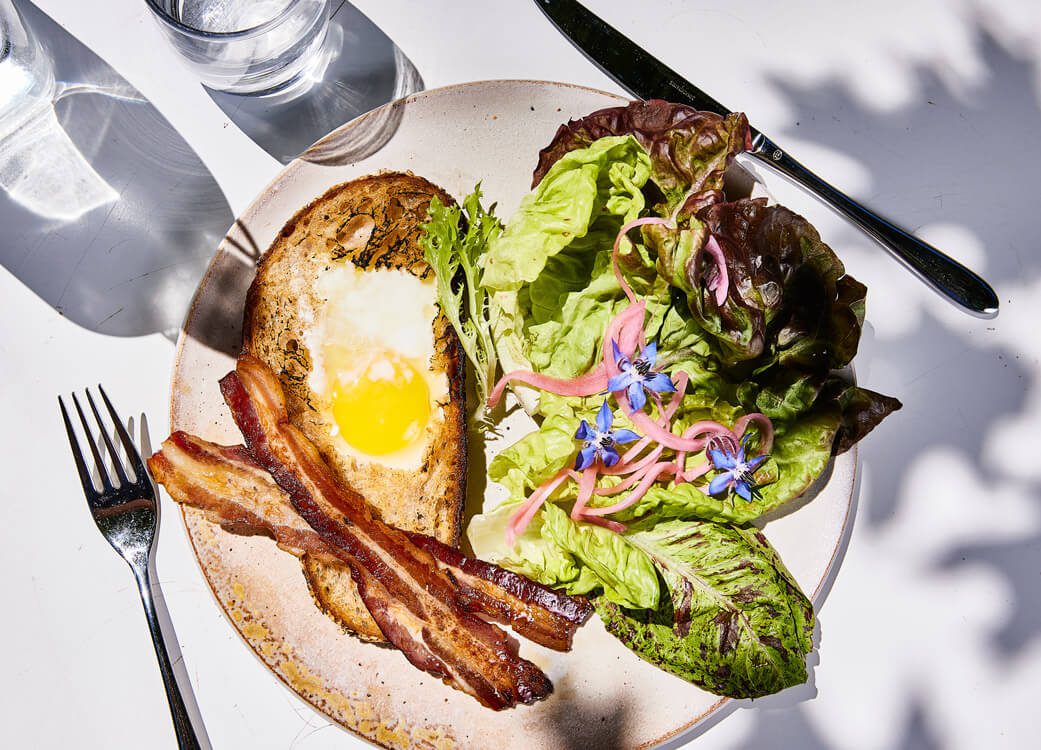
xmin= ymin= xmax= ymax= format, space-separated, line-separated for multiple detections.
xmin=301 ymin=555 xmax=387 ymax=642
xmin=242 ymin=172 xmax=466 ymax=643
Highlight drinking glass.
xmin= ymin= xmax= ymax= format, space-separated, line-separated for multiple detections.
xmin=0 ymin=0 xmax=55 ymax=137
xmin=145 ymin=0 xmax=331 ymax=94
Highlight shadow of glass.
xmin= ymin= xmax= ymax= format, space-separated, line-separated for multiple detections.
xmin=0 ymin=1 xmax=234 ymax=341
xmin=203 ymin=1 xmax=423 ymax=165
xmin=184 ymin=219 xmax=260 ymax=359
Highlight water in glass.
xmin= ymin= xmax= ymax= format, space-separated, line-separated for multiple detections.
xmin=150 ymin=0 xmax=330 ymax=94
xmin=0 ymin=0 xmax=55 ymax=136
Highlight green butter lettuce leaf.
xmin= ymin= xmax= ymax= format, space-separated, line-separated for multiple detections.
xmin=596 ymin=519 xmax=814 ymax=699
xmin=531 ymin=100 xmax=750 ymax=209
xmin=604 ymin=482 xmax=759 ymax=525
xmin=753 ymin=408 xmax=841 ymax=509
xmin=488 ymin=385 xmax=837 ymax=529
xmin=737 ymin=369 xmax=823 ymax=423
xmin=540 ymin=502 xmax=660 ymax=610
xmin=467 ymin=502 xmax=596 ymax=595
xmin=483 ymin=134 xmax=653 ymax=378
xmin=486 ymin=412 xmax=577 ymax=499
xmin=467 ymin=499 xmax=660 ymax=609
xmin=597 ymin=406 xmax=839 ymax=526
xmin=482 ymin=135 xmax=650 ymax=292
xmin=521 ymin=249 xmax=630 ymax=377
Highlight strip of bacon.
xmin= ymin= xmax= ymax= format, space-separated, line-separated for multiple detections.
xmin=148 ymin=431 xmax=591 ymax=651
xmin=148 ymin=435 xmax=335 ymax=562
xmin=220 ymin=355 xmax=552 ymax=709
xmin=406 ymin=532 xmax=590 ymax=651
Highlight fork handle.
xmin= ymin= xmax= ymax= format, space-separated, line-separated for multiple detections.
xmin=134 ymin=568 xmax=203 ymax=750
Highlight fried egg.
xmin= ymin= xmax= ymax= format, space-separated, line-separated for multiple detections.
xmin=303 ymin=265 xmax=448 ymax=471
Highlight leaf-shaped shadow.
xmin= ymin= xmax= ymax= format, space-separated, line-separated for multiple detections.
xmin=705 ymin=19 xmax=1041 ymax=750
xmin=763 ymin=25 xmax=1041 ymax=661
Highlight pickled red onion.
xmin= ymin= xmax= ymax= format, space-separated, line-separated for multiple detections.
xmin=505 ymin=467 xmax=572 ymax=545
xmin=488 ymin=364 xmax=608 ymax=408
xmin=625 ymin=409 xmax=730 ymax=452
xmin=613 ymin=217 xmax=672 ymax=303
xmin=679 ymin=460 xmax=711 ymax=484
xmin=733 ymin=413 xmax=774 ymax=455
xmin=579 ymin=516 xmax=627 ymax=533
xmin=496 ymin=215 xmax=777 ymax=539
xmin=570 ymin=467 xmax=599 ymax=521
xmin=585 ymin=461 xmax=677 ymax=517
xmin=597 ymin=444 xmax=665 ymax=482
xmin=602 ymin=301 xmax=646 ymax=379
xmin=702 ymin=234 xmax=730 ymax=306
xmin=619 ymin=435 xmax=654 ymax=464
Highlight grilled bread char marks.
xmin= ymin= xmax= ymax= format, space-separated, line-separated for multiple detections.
xmin=241 ymin=172 xmax=466 ymax=643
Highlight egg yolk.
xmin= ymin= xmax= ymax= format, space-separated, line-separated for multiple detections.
xmin=331 ymin=355 xmax=431 ymax=456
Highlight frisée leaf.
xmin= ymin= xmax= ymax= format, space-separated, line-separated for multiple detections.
xmin=420 ymin=185 xmax=502 ymax=421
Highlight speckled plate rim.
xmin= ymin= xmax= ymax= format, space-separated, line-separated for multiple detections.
xmin=169 ymin=79 xmax=857 ymax=749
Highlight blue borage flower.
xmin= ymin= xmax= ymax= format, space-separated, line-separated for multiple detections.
xmin=574 ymin=399 xmax=641 ymax=470
xmin=707 ymin=435 xmax=768 ymax=502
xmin=607 ymin=340 xmax=676 ymax=412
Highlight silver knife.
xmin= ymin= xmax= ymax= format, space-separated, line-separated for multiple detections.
xmin=534 ymin=0 xmax=999 ymax=316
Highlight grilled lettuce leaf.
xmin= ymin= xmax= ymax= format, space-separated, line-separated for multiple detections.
xmin=596 ymin=519 xmax=814 ymax=698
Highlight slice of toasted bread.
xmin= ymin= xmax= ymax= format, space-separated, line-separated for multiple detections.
xmin=242 ymin=172 xmax=466 ymax=643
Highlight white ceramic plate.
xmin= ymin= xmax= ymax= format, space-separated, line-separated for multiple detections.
xmin=170 ymin=80 xmax=855 ymax=749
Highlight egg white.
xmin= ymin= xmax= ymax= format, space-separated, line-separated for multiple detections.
xmin=302 ymin=264 xmax=449 ymax=471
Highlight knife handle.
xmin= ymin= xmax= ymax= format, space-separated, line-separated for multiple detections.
xmin=744 ymin=133 xmax=998 ymax=316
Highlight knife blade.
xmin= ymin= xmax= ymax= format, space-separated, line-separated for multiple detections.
xmin=533 ymin=0 xmax=999 ymax=316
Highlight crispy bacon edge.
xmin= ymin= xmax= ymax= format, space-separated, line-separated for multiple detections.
xmin=219 ymin=354 xmax=554 ymax=709
xmin=148 ymin=430 xmax=591 ymax=652
xmin=407 ymin=532 xmax=591 ymax=651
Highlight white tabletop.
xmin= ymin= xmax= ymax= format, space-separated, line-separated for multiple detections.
xmin=2 ymin=1 xmax=1039 ymax=748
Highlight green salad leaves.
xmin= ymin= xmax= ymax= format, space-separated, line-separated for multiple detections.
xmin=484 ymin=135 xmax=658 ymax=379
xmin=425 ymin=100 xmax=900 ymax=700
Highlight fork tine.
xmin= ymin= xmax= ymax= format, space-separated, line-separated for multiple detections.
xmin=98 ymin=384 xmax=147 ymax=484
xmin=85 ymin=389 xmax=129 ymax=487
xmin=59 ymin=396 xmax=98 ymax=499
xmin=72 ymin=392 xmax=113 ymax=491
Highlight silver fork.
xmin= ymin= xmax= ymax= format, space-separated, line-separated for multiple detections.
xmin=59 ymin=387 xmax=202 ymax=750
